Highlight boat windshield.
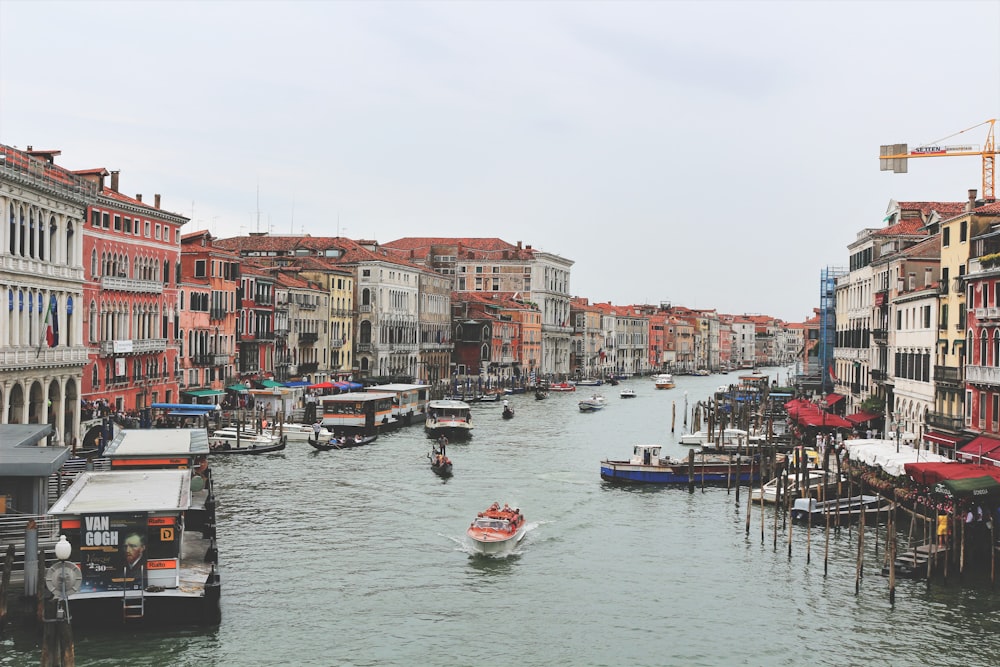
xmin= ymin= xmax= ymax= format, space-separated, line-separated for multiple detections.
xmin=474 ymin=518 xmax=509 ymax=530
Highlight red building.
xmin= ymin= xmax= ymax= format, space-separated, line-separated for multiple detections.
xmin=237 ymin=263 xmax=276 ymax=381
xmin=78 ymin=169 xmax=186 ymax=414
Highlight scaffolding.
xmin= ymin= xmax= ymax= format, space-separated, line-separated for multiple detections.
xmin=819 ymin=266 xmax=847 ymax=393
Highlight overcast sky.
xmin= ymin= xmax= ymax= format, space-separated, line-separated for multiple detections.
xmin=2 ymin=1 xmax=998 ymax=321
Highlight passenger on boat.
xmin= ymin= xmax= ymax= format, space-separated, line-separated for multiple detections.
xmin=354 ymin=433 xmax=363 ymax=443
xmin=438 ymin=435 xmax=448 ymax=457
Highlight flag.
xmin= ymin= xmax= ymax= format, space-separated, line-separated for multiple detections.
xmin=828 ymin=364 xmax=837 ymax=382
xmin=45 ymin=294 xmax=58 ymax=347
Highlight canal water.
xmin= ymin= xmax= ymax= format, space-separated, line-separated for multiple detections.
xmin=4 ymin=368 xmax=1000 ymax=666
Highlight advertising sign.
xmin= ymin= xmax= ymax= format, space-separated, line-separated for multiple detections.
xmin=78 ymin=512 xmax=148 ymax=592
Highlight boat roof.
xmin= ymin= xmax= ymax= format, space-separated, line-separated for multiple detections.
xmin=633 ymin=444 xmax=662 ymax=453
xmin=0 ymin=424 xmax=70 ymax=477
xmin=103 ymin=429 xmax=210 ymax=458
xmin=366 ymin=383 xmax=430 ymax=392
xmin=428 ymin=399 xmax=471 ymax=409
xmin=48 ymin=469 xmax=193 ymax=515
xmin=319 ymin=391 xmax=395 ymax=402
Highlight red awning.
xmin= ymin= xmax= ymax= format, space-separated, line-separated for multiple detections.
xmin=309 ymin=381 xmax=335 ymax=389
xmin=797 ymin=412 xmax=854 ymax=429
xmin=904 ymin=462 xmax=1000 ymax=486
xmin=923 ymin=431 xmax=964 ymax=448
xmin=845 ymin=411 xmax=879 ymax=425
xmin=958 ymin=435 xmax=1000 ymax=461
xmin=825 ymin=393 xmax=845 ymax=406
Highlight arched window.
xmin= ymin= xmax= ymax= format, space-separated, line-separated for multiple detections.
xmin=89 ymin=301 xmax=97 ymax=343
xmin=993 ymin=331 xmax=1000 ymax=368
xmin=91 ymin=249 xmax=98 ymax=278
xmin=981 ymin=330 xmax=989 ymax=366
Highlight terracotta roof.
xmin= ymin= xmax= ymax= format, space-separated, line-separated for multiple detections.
xmin=874 ymin=218 xmax=928 ymax=236
xmin=898 ymin=201 xmax=968 ymax=217
xmin=898 ymin=235 xmax=941 ymax=259
xmin=382 ymin=237 xmax=536 ymax=260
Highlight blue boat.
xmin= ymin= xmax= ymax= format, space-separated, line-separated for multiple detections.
xmin=600 ymin=445 xmax=760 ymax=485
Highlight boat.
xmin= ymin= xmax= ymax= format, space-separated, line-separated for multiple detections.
xmin=548 ymin=382 xmax=576 ymax=392
xmin=678 ymin=428 xmax=748 ymax=447
xmin=652 ymin=373 xmax=675 ymax=389
xmin=620 ymin=388 xmax=637 ymax=399
xmin=425 ymin=400 xmax=474 ymax=439
xmin=308 ymin=433 xmax=378 ymax=450
xmin=534 ymin=388 xmax=549 ymax=400
xmin=750 ymin=470 xmax=847 ymax=504
xmin=578 ymin=395 xmax=606 ymax=412
xmin=600 ymin=445 xmax=759 ymax=485
xmin=428 ymin=443 xmax=452 ymax=477
xmin=270 ymin=422 xmax=333 ymax=444
xmin=501 ymin=402 xmax=515 ymax=419
xmin=466 ymin=502 xmax=526 ymax=555
xmin=790 ymin=494 xmax=892 ymax=525
xmin=478 ymin=392 xmax=501 ymax=403
xmin=577 ymin=378 xmax=602 ymax=386
xmin=208 ymin=427 xmax=286 ymax=454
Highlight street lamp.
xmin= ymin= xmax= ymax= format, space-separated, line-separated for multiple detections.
xmin=894 ymin=420 xmax=902 ymax=453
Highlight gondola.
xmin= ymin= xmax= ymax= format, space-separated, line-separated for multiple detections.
xmin=210 ymin=438 xmax=287 ymax=455
xmin=534 ymin=389 xmax=548 ymax=400
xmin=502 ymin=405 xmax=515 ymax=419
xmin=308 ymin=434 xmax=378 ymax=451
xmin=429 ymin=447 xmax=452 ymax=476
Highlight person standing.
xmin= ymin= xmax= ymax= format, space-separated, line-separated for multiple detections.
xmin=312 ymin=420 xmax=323 ymax=443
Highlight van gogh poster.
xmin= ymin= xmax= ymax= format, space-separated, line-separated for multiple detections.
xmin=78 ymin=512 xmax=147 ymax=592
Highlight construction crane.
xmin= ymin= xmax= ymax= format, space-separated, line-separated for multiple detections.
xmin=879 ymin=118 xmax=997 ymax=201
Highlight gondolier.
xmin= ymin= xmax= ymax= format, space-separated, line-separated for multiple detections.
xmin=312 ymin=420 xmax=323 ymax=443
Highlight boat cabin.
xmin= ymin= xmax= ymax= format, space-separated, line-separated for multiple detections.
xmin=49 ymin=469 xmax=197 ymax=593
xmin=320 ymin=391 xmax=395 ymax=433
xmin=103 ymin=429 xmax=210 ymax=471
xmin=365 ymin=383 xmax=430 ymax=424
xmin=630 ymin=445 xmax=662 ymax=466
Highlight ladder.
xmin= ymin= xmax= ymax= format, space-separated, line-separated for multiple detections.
xmin=123 ymin=576 xmax=145 ymax=621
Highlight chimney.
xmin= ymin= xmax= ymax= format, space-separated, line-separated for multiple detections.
xmin=136 ymin=194 xmax=142 ymax=202
xmin=154 ymin=194 xmax=161 ymax=209
xmin=516 ymin=241 xmax=522 ymax=250
xmin=968 ymin=189 xmax=978 ymax=212
xmin=110 ymin=170 xmax=120 ymax=192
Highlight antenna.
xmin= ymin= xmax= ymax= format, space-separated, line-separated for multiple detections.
xmin=255 ymin=183 xmax=261 ymax=234
xmin=290 ymin=200 xmax=295 ymax=234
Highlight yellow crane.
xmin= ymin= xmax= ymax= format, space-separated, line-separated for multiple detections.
xmin=880 ymin=118 xmax=997 ymax=201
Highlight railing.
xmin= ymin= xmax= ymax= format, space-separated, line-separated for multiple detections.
xmin=210 ymin=308 xmax=227 ymax=321
xmin=926 ymin=411 xmax=964 ymax=432
xmin=99 ymin=338 xmax=167 ymax=356
xmin=298 ymin=362 xmax=319 ymax=374
xmin=0 ymin=346 xmax=88 ymax=368
xmin=966 ymin=365 xmax=1000 ymax=386
xmin=357 ymin=343 xmax=373 ymax=353
xmin=934 ymin=365 xmax=964 ymax=385
xmin=256 ymin=331 xmax=275 ymax=341
xmin=359 ymin=305 xmax=372 ymax=313
xmin=871 ymin=369 xmax=887 ymax=382
xmin=100 ymin=275 xmax=164 ymax=294
xmin=300 ymin=302 xmax=318 ymax=310
xmin=299 ymin=332 xmax=319 ymax=344
xmin=974 ymin=306 xmax=1000 ymax=321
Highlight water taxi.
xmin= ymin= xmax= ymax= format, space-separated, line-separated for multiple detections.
xmin=578 ymin=395 xmax=606 ymax=412
xmin=425 ymin=400 xmax=474 ymax=439
xmin=467 ymin=503 xmax=525 ymax=555
xmin=365 ymin=383 xmax=431 ymax=425
xmin=600 ymin=445 xmax=758 ymax=485
xmin=652 ymin=373 xmax=675 ymax=389
xmin=319 ymin=391 xmax=396 ymax=434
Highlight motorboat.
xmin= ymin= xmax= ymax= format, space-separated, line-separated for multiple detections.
xmin=652 ymin=373 xmax=675 ymax=389
xmin=790 ymin=494 xmax=892 ymax=525
xmin=549 ymin=382 xmax=576 ymax=392
xmin=208 ymin=427 xmax=286 ymax=454
xmin=466 ymin=503 xmax=526 ymax=555
xmin=308 ymin=433 xmax=378 ymax=450
xmin=578 ymin=395 xmax=607 ymax=412
xmin=576 ymin=378 xmax=602 ymax=386
xmin=620 ymin=388 xmax=637 ymax=399
xmin=270 ymin=422 xmax=333 ymax=444
xmin=678 ymin=428 xmax=748 ymax=448
xmin=425 ymin=400 xmax=474 ymax=439
xmin=750 ymin=470 xmax=847 ymax=504
xmin=600 ymin=445 xmax=759 ymax=485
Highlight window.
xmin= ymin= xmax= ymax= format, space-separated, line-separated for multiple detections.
xmin=961 ymin=220 xmax=968 ymax=243
xmin=994 ymin=394 xmax=999 ymax=431
xmin=155 ymin=224 xmax=161 ymax=240
xmin=102 ymin=212 xmax=110 ymax=228
xmin=943 ymin=227 xmax=951 ymax=246
xmin=114 ymin=214 xmax=121 ymax=231
xmin=144 ymin=221 xmax=150 ymax=237
xmin=194 ymin=260 xmax=206 ymax=278
xmin=91 ymin=210 xmax=100 ymax=227
xmin=124 ymin=217 xmax=132 ymax=234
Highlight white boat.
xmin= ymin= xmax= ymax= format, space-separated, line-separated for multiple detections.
xmin=578 ymin=395 xmax=607 ymax=412
xmin=466 ymin=503 xmax=526 ymax=555
xmin=270 ymin=422 xmax=333 ymax=444
xmin=620 ymin=388 xmax=637 ymax=399
xmin=426 ymin=400 xmax=474 ymax=438
xmin=791 ymin=494 xmax=893 ymax=525
xmin=652 ymin=373 xmax=675 ymax=389
xmin=678 ymin=428 xmax=747 ymax=447
xmin=209 ymin=426 xmax=286 ymax=453
xmin=751 ymin=470 xmax=847 ymax=504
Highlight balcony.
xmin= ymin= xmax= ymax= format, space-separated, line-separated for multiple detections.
xmin=99 ymin=338 xmax=167 ymax=356
xmin=210 ymin=308 xmax=227 ymax=321
xmin=298 ymin=362 xmax=319 ymax=374
xmin=974 ymin=306 xmax=1000 ymax=322
xmin=927 ymin=411 xmax=964 ymax=432
xmin=871 ymin=369 xmax=887 ymax=382
xmin=299 ymin=332 xmax=319 ymax=344
xmin=100 ymin=275 xmax=164 ymax=294
xmin=872 ymin=329 xmax=888 ymax=344
xmin=256 ymin=331 xmax=275 ymax=341
xmin=357 ymin=343 xmax=373 ymax=353
xmin=934 ymin=364 xmax=964 ymax=387
xmin=300 ymin=302 xmax=317 ymax=310
xmin=0 ymin=346 xmax=88 ymax=370
xmin=359 ymin=305 xmax=372 ymax=313
xmin=966 ymin=364 xmax=1000 ymax=387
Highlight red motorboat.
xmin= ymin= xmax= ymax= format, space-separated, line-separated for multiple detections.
xmin=466 ymin=503 xmax=526 ymax=555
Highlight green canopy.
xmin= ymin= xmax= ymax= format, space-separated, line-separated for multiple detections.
xmin=259 ymin=379 xmax=283 ymax=388
xmin=183 ymin=389 xmax=225 ymax=397
xmin=938 ymin=476 xmax=1000 ymax=499
xmin=227 ymin=384 xmax=249 ymax=392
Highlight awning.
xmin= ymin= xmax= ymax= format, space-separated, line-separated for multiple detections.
xmin=226 ymin=384 xmax=249 ymax=392
xmin=284 ymin=381 xmax=311 ymax=387
xmin=259 ymin=379 xmax=283 ymax=388
xmin=183 ymin=389 xmax=225 ymax=397
xmin=797 ymin=412 xmax=854 ymax=429
xmin=923 ymin=431 xmax=964 ymax=448
xmin=845 ymin=411 xmax=879 ymax=425
xmin=310 ymin=381 xmax=335 ymax=389
xmin=825 ymin=393 xmax=845 ymax=406
xmin=940 ymin=476 xmax=1000 ymax=499
xmin=958 ymin=435 xmax=1000 ymax=461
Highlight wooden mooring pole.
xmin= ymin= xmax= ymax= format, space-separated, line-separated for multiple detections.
xmin=0 ymin=543 xmax=13 ymax=631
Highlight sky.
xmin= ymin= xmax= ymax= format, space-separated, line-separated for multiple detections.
xmin=2 ymin=1 xmax=999 ymax=322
